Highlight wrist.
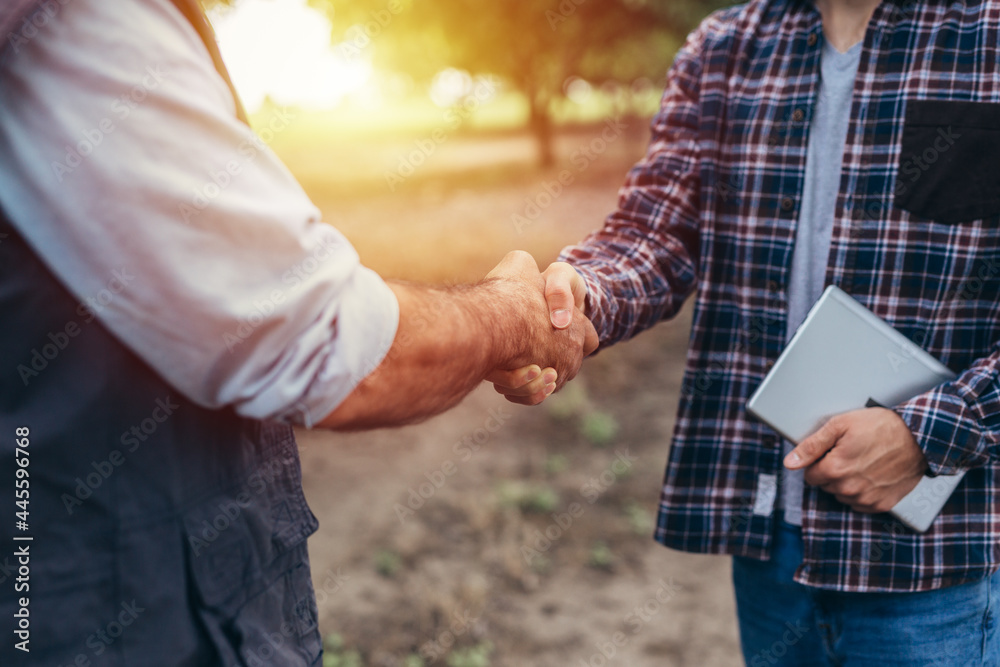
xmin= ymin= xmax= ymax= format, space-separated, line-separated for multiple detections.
xmin=390 ymin=280 xmax=513 ymax=380
xmin=470 ymin=277 xmax=525 ymax=372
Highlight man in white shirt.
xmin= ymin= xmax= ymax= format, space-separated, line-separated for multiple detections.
xmin=0 ymin=0 xmax=593 ymax=663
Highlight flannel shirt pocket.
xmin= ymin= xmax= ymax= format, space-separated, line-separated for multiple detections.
xmin=895 ymin=100 xmax=1000 ymax=224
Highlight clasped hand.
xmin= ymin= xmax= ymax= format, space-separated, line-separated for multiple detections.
xmin=484 ymin=253 xmax=596 ymax=405
xmin=785 ymin=407 xmax=929 ymax=514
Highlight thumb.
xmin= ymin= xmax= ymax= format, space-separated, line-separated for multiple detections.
xmin=784 ymin=416 xmax=847 ymax=470
xmin=487 ymin=250 xmax=539 ymax=282
xmin=544 ymin=262 xmax=585 ymax=329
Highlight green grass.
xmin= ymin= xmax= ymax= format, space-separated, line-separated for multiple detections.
xmin=624 ymin=502 xmax=655 ymax=535
xmin=580 ymin=411 xmax=620 ymax=447
xmin=544 ymin=454 xmax=569 ymax=476
xmin=323 ymin=634 xmax=363 ymax=667
xmin=545 ymin=382 xmax=589 ymax=421
xmin=588 ymin=541 xmax=615 ymax=571
xmin=445 ymin=641 xmax=494 ymax=667
xmin=374 ymin=549 xmax=402 ymax=578
xmin=496 ymin=480 xmax=560 ymax=514
xmin=253 ymin=92 xmax=528 ymax=147
xmin=251 ymin=87 xmax=661 ymax=148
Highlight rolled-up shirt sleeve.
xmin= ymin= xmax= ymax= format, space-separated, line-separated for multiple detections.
xmin=893 ymin=348 xmax=1000 ymax=476
xmin=0 ymin=0 xmax=398 ymax=426
xmin=556 ymin=22 xmax=705 ymax=348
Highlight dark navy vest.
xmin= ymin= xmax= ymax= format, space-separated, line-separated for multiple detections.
xmin=0 ymin=1 xmax=321 ymax=664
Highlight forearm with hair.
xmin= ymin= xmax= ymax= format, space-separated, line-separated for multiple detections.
xmin=317 ymin=279 xmax=529 ymax=431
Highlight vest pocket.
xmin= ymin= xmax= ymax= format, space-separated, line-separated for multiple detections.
xmin=894 ymin=100 xmax=1000 ymax=224
xmin=224 ymin=546 xmax=322 ymax=666
xmin=181 ymin=435 xmax=321 ymax=665
xmin=185 ymin=541 xmax=322 ymax=667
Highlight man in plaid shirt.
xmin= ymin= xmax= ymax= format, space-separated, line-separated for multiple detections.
xmin=495 ymin=0 xmax=1000 ymax=663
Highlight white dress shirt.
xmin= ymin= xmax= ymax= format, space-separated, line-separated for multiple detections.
xmin=0 ymin=0 xmax=399 ymax=426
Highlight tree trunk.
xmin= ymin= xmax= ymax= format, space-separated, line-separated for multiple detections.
xmin=528 ymin=92 xmax=555 ymax=169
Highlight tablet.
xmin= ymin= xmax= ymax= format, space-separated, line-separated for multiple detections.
xmin=747 ymin=285 xmax=961 ymax=533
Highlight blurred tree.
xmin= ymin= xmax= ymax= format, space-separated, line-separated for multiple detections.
xmin=308 ymin=0 xmax=731 ymax=166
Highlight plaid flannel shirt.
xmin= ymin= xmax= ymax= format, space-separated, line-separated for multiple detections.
xmin=560 ymin=0 xmax=1000 ymax=592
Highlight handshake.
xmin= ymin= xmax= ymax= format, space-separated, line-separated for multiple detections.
xmin=321 ymin=250 xmax=599 ymax=430
xmin=482 ymin=250 xmax=599 ymax=405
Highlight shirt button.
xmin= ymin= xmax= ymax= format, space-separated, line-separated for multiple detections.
xmin=792 ymin=108 xmax=806 ymax=123
xmin=807 ymin=33 xmax=819 ymax=47
xmin=765 ymin=359 xmax=776 ymax=372
xmin=781 ymin=197 xmax=795 ymax=211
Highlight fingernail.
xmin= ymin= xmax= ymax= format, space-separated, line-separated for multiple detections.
xmin=552 ymin=309 xmax=572 ymax=328
xmin=785 ymin=452 xmax=801 ymax=467
xmin=524 ymin=368 xmax=540 ymax=383
xmin=544 ymin=383 xmax=556 ymax=396
xmin=543 ymin=370 xmax=558 ymax=385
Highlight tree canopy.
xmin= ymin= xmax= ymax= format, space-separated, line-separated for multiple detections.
xmin=310 ymin=0 xmax=732 ymax=164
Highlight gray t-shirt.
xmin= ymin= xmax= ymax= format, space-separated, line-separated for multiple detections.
xmin=781 ymin=40 xmax=863 ymax=525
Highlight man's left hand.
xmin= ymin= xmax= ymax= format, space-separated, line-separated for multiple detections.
xmin=784 ymin=408 xmax=928 ymax=514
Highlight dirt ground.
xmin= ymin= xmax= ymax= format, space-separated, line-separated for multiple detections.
xmin=281 ymin=120 xmax=743 ymax=666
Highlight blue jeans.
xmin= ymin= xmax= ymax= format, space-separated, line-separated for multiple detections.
xmin=732 ymin=516 xmax=1000 ymax=666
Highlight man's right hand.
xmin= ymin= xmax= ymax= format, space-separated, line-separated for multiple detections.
xmin=320 ymin=253 xmax=596 ymax=429
xmin=488 ymin=260 xmax=596 ymax=405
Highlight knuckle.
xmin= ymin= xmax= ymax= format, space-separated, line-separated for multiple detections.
xmin=824 ymin=481 xmax=844 ymax=496
xmin=821 ymin=417 xmax=845 ymax=440
xmin=824 ymin=458 xmax=848 ymax=479
xmin=839 ymin=480 xmax=862 ymax=497
xmin=798 ymin=441 xmax=818 ymax=459
xmin=547 ymin=261 xmax=570 ymax=276
xmin=546 ymin=285 xmax=570 ymax=300
xmin=853 ymin=491 xmax=874 ymax=509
